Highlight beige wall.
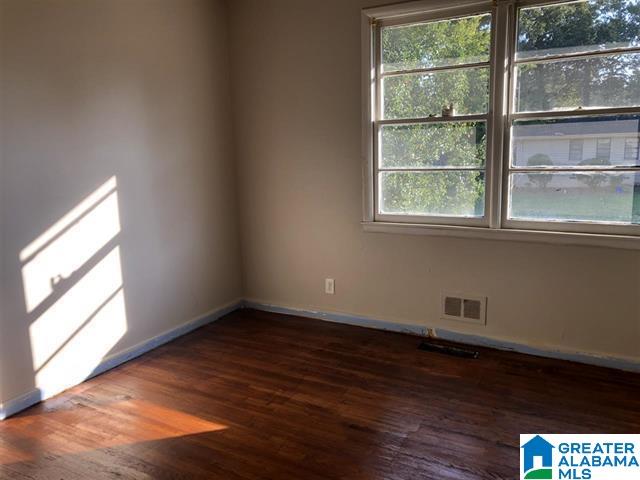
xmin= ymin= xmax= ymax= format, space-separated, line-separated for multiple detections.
xmin=228 ymin=0 xmax=640 ymax=362
xmin=0 ymin=0 xmax=242 ymax=404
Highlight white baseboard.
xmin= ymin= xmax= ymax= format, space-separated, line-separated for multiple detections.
xmin=242 ymin=300 xmax=427 ymax=336
xmin=3 ymin=298 xmax=637 ymax=421
xmin=0 ymin=299 xmax=242 ymax=421
xmin=245 ymin=301 xmax=640 ymax=374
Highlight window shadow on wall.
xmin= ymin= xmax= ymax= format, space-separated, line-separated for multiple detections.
xmin=18 ymin=176 xmax=128 ymax=399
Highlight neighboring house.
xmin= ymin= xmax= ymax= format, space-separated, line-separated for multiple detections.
xmin=514 ymin=117 xmax=640 ymax=167
xmin=512 ymin=117 xmax=640 ymax=193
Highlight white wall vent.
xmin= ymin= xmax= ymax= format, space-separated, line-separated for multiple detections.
xmin=441 ymin=293 xmax=486 ymax=325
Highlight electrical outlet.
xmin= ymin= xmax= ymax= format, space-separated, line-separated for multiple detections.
xmin=325 ymin=278 xmax=335 ymax=295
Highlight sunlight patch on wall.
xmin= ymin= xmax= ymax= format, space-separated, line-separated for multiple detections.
xmin=29 ymin=247 xmax=127 ymax=392
xmin=20 ymin=176 xmax=128 ymax=397
xmin=20 ymin=177 xmax=120 ymax=313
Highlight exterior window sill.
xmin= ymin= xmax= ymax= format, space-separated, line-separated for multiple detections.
xmin=362 ymin=221 xmax=640 ymax=250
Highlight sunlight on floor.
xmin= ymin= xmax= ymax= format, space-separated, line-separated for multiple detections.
xmin=20 ymin=176 xmax=128 ymax=396
xmin=0 ymin=399 xmax=227 ymax=464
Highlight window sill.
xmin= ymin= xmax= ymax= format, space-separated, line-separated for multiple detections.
xmin=362 ymin=221 xmax=640 ymax=250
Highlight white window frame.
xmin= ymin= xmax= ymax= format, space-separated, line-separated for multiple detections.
xmin=361 ymin=0 xmax=640 ymax=249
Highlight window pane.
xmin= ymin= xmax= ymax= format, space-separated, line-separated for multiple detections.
xmin=569 ymin=139 xmax=584 ymax=162
xmin=626 ymin=138 xmax=640 ymax=160
xmin=380 ymin=122 xmax=486 ymax=169
xmin=515 ymin=53 xmax=640 ymax=112
xmin=596 ymin=138 xmax=611 ymax=161
xmin=511 ymin=116 xmax=640 ymax=167
xmin=383 ymin=67 xmax=489 ymax=119
xmin=381 ymin=14 xmax=492 ymax=72
xmin=509 ymin=172 xmax=640 ymax=223
xmin=517 ymin=0 xmax=640 ymax=60
xmin=379 ymin=171 xmax=485 ymax=217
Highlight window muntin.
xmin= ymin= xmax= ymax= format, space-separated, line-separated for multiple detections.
xmin=506 ymin=0 xmax=640 ymax=229
xmin=376 ymin=11 xmax=493 ymax=221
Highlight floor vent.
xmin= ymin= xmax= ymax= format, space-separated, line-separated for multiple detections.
xmin=418 ymin=340 xmax=479 ymax=359
xmin=441 ymin=293 xmax=487 ymax=325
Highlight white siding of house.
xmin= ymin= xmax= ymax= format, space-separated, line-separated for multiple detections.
xmin=517 ymin=136 xmax=638 ymax=167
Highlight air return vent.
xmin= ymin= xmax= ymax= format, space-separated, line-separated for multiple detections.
xmin=441 ymin=293 xmax=486 ymax=325
xmin=443 ymin=296 xmax=462 ymax=317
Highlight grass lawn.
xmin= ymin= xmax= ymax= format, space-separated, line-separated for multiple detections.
xmin=510 ymin=189 xmax=640 ymax=224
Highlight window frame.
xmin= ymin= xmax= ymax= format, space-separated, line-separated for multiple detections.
xmin=369 ymin=2 xmax=500 ymax=228
xmin=362 ymin=0 xmax=640 ymax=247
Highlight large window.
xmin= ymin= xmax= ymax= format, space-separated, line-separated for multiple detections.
xmin=363 ymin=0 xmax=640 ymax=242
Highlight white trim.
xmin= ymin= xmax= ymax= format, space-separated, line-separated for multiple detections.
xmin=432 ymin=329 xmax=640 ymax=373
xmin=502 ymin=217 xmax=640 ymax=237
xmin=362 ymin=220 xmax=640 ymax=249
xmin=0 ymin=299 xmax=243 ymax=420
xmin=511 ymin=106 xmax=640 ymax=120
xmin=381 ymin=60 xmax=490 ymax=77
xmin=376 ymin=212 xmax=486 ymax=226
xmin=487 ymin=0 xmax=508 ymax=229
xmin=363 ymin=0 xmax=492 ymax=22
xmin=362 ymin=11 xmax=375 ymax=222
xmin=243 ymin=301 xmax=427 ymax=336
xmin=377 ymin=113 xmax=488 ymax=125
xmin=246 ymin=301 xmax=640 ymax=373
xmin=514 ymin=44 xmax=640 ymax=65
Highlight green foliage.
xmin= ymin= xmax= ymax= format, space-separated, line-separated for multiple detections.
xmin=383 ymin=15 xmax=491 ymax=119
xmin=381 ymin=122 xmax=486 ymax=168
xmin=526 ymin=154 xmax=553 ymax=188
xmin=517 ymin=0 xmax=640 ymax=111
xmin=381 ymin=171 xmax=484 ymax=216
xmin=382 ymin=14 xmax=491 ymax=72
xmin=383 ymin=69 xmax=489 ymax=119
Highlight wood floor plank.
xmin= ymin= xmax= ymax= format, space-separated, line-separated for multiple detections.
xmin=1 ymin=308 xmax=638 ymax=479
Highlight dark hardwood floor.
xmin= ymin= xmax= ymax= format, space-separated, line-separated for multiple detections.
xmin=1 ymin=308 xmax=639 ymax=479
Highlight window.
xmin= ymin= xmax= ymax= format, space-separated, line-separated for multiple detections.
xmin=376 ymin=12 xmax=492 ymax=223
xmin=569 ymin=140 xmax=583 ymax=163
xmin=363 ymin=0 xmax=640 ymax=242
xmin=595 ymin=138 xmax=612 ymax=162
xmin=625 ymin=138 xmax=640 ymax=162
